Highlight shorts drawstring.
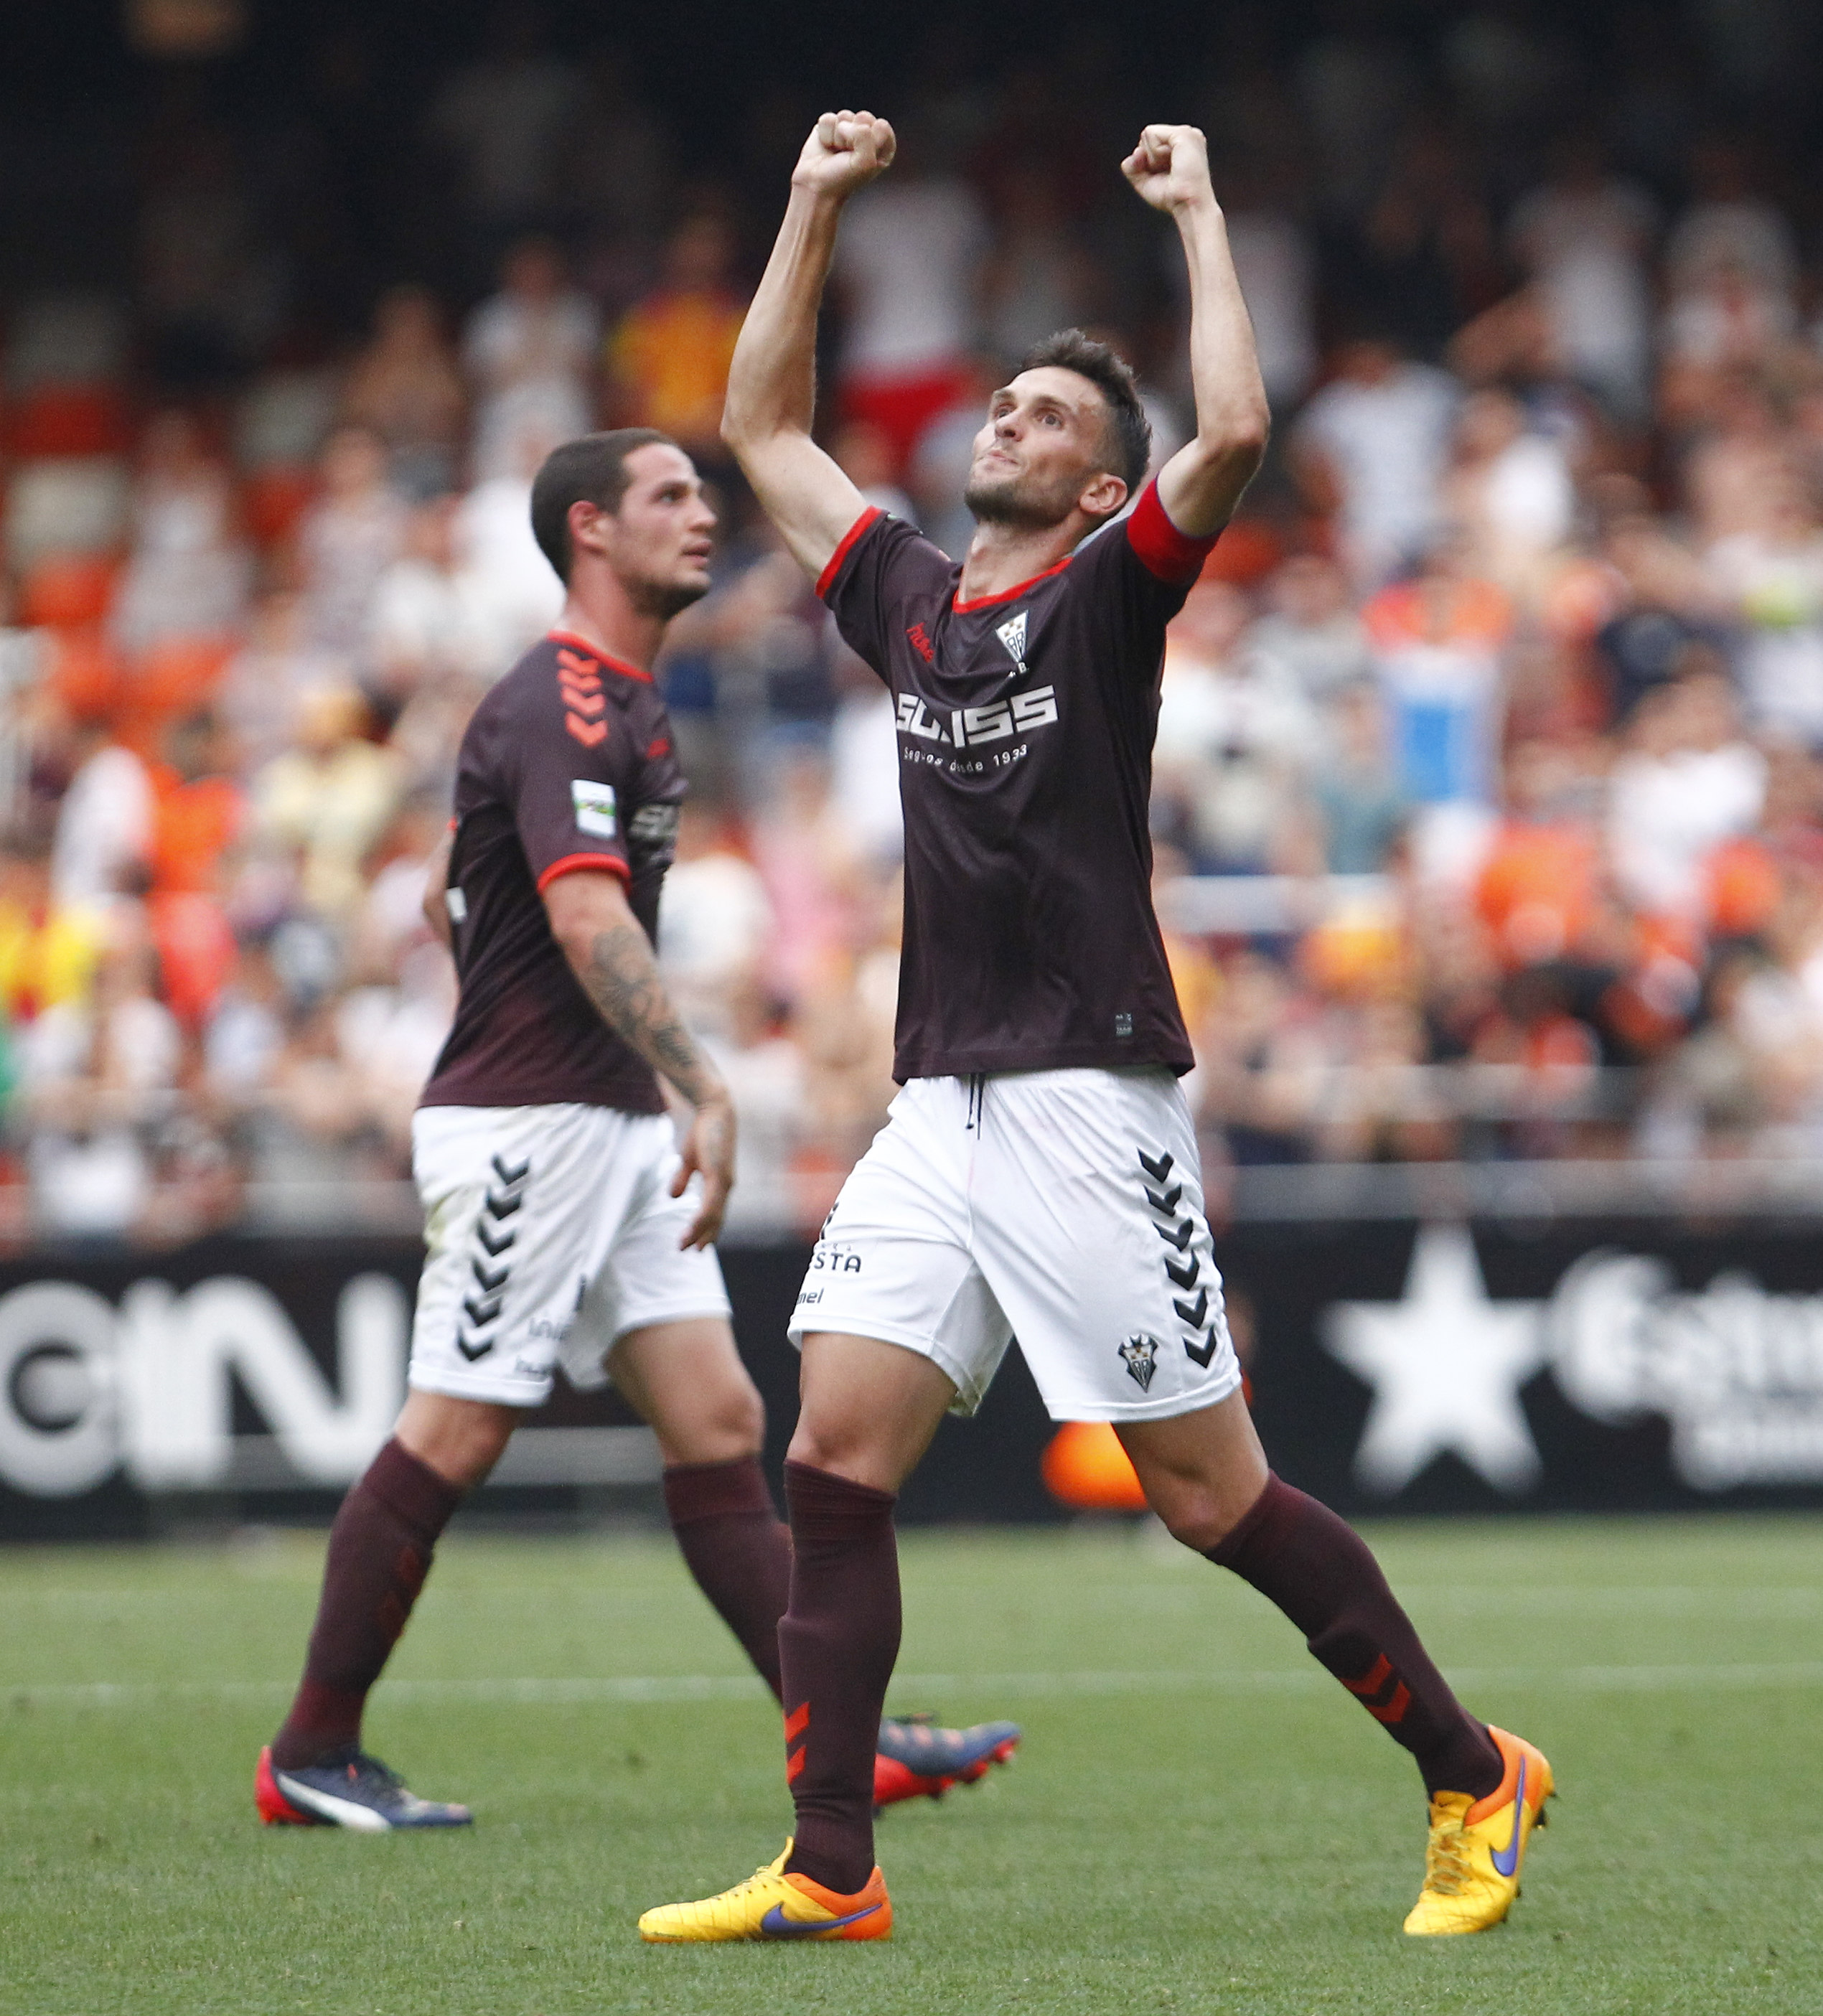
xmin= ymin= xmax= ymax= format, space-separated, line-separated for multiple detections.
xmin=964 ymin=1074 xmax=985 ymax=1131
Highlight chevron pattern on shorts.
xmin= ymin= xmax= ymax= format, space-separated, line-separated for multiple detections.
xmin=456 ymin=1153 xmax=530 ymax=1361
xmin=1136 ymin=1145 xmax=1222 ymax=1372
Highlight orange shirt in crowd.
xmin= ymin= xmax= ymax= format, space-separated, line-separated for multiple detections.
xmin=150 ymin=774 xmax=244 ymax=896
xmin=608 ymin=289 xmax=746 ymax=447
xmin=1474 ymin=821 xmax=1601 ymax=967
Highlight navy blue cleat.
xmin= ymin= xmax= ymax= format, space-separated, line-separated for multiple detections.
xmin=256 ymin=1745 xmax=473 ymax=1831
xmin=873 ymin=1714 xmax=1021 ymax=1809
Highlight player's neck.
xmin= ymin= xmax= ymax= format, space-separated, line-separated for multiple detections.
xmin=957 ymin=517 xmax=1083 ymax=606
xmin=553 ymin=578 xmax=665 ymax=675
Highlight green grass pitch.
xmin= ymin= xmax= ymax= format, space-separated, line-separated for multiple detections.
xmin=1 ymin=1514 xmax=1819 ymax=2015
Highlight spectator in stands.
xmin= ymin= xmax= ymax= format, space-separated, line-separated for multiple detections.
xmin=1443 ymin=388 xmax=1576 ymax=601
xmin=297 ymin=425 xmax=407 ymax=657
xmin=1248 ymin=553 xmax=1373 ymax=708
xmin=0 ymin=837 xmax=105 ymax=1026
xmin=1705 ymin=460 xmax=1823 ymax=747
xmin=1506 ymin=133 xmax=1657 ymax=426
xmin=978 ymin=159 xmax=1100 ymax=366
xmin=365 ymin=494 xmax=495 ymax=703
xmin=658 ymin=798 xmax=775 ymax=1037
xmin=111 ymin=410 xmax=250 ymax=652
xmin=832 ymin=126 xmax=988 ymax=471
xmin=1154 ymin=578 xmax=1315 ymax=876
xmin=462 ymin=238 xmax=599 ymax=482
xmin=1364 ymin=535 xmax=1513 ymax=868
xmin=250 ymin=685 xmax=402 ymax=921
xmin=1293 ymin=335 xmax=1460 ymax=587
xmin=453 ymin=411 xmax=566 ymax=667
xmin=1312 ymin=681 xmax=1407 ymax=874
xmin=50 ymin=719 xmax=153 ymax=914
xmin=604 ymin=212 xmax=747 ymax=461
xmin=426 ymin=3 xmax=581 ymax=264
xmin=339 ymin=286 xmax=468 ymax=500
xmin=1608 ymin=670 xmax=1766 ymax=923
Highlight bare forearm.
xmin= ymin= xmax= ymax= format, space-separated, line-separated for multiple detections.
xmin=723 ymin=185 xmax=843 ymax=450
xmin=571 ymin=919 xmax=726 ymax=1110
xmin=1158 ymin=196 xmax=1271 ymax=533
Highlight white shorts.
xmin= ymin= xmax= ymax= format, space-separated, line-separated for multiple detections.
xmin=787 ymin=1068 xmax=1242 ymax=1423
xmin=408 ymin=1103 xmax=731 ymax=1408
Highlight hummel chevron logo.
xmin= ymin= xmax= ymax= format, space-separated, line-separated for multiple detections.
xmin=491 ymin=1155 xmax=530 ymax=1185
xmin=1490 ymin=1759 xmax=1527 ymax=1878
xmin=1145 ymin=1183 xmax=1182 ymax=1215
xmin=1174 ymin=1288 xmax=1209 ymax=1328
xmin=1155 ymin=1219 xmax=1194 ymax=1252
xmin=475 ymin=1220 xmax=515 ymax=1257
xmin=759 ymin=1901 xmax=883 ymax=1939
xmin=484 ymin=1188 xmax=524 ymax=1219
xmin=1184 ymin=1328 xmax=1219 ymax=1369
xmin=1138 ymin=1149 xmax=1173 ymax=1183
xmin=463 ymin=1293 xmax=504 ymax=1327
xmin=456 ymin=1333 xmax=493 ymax=1362
xmin=472 ymin=1257 xmax=510 ymax=1293
xmin=1164 ymin=1255 xmax=1199 ymax=1289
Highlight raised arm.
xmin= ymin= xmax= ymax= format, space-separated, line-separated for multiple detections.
xmin=543 ymin=870 xmax=734 ymax=1250
xmin=1123 ymin=125 xmax=1271 ymax=538
xmin=721 ymin=110 xmax=896 ymax=582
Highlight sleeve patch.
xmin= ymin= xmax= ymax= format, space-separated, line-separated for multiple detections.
xmin=571 ymin=779 xmax=618 ymax=837
xmin=1125 ymin=479 xmax=1221 ymax=584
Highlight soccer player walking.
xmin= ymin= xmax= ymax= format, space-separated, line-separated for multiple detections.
xmin=640 ymin=113 xmax=1552 ymax=1943
xmin=256 ymin=428 xmax=1016 ymax=1831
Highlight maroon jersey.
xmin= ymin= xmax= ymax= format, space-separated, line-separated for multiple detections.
xmin=819 ymin=480 xmax=1217 ymax=1082
xmin=420 ymin=629 xmax=684 ymax=1114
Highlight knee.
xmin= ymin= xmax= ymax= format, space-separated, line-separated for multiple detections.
xmin=1150 ymin=1485 xmax=1234 ymax=1556
xmin=659 ymin=1376 xmax=765 ymax=1466
xmin=395 ymin=1392 xmax=517 ymax=1491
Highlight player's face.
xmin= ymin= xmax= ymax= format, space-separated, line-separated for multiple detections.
xmin=963 ymin=367 xmax=1126 ymax=529
xmin=597 ymin=443 xmax=718 ymax=617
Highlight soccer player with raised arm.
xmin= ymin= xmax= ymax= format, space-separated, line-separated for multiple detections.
xmin=639 ymin=114 xmax=1554 ymax=1944
xmin=254 ymin=428 xmax=1017 ymax=1832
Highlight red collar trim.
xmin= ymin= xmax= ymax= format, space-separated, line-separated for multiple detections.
xmin=546 ymin=629 xmax=654 ymax=684
xmin=952 ymin=555 xmax=1072 ymax=613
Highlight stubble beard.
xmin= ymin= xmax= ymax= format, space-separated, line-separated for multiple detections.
xmin=963 ymin=464 xmax=1076 ymax=531
xmin=628 ymin=575 xmax=712 ymax=621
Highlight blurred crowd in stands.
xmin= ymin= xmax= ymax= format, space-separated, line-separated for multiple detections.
xmin=7 ymin=4 xmax=1823 ymax=1241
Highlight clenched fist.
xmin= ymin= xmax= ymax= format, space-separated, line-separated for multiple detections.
xmin=1122 ymin=123 xmax=1215 ymax=215
xmin=792 ymin=109 xmax=897 ymax=200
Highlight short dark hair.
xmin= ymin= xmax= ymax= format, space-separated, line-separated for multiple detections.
xmin=1017 ymin=329 xmax=1151 ymax=495
xmin=530 ymin=428 xmax=675 ymax=582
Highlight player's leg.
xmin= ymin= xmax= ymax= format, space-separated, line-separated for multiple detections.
xmin=1119 ymin=1393 xmax=1552 ymax=1934
xmin=259 ymin=1102 xmax=624 ymax=1830
xmin=608 ymin=1316 xmax=789 ymax=1698
xmin=259 ymin=1389 xmax=516 ymax=1827
xmin=639 ymin=1079 xmax=1014 ymax=1941
xmin=973 ymin=1066 xmax=1551 ymax=1933
xmin=1119 ymin=1392 xmax=1501 ymax=1794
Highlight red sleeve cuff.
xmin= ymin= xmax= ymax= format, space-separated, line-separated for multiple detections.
xmin=1125 ymin=480 xmax=1220 ymax=584
xmin=815 ymin=506 xmax=884 ymax=600
xmin=537 ymin=852 xmax=631 ymax=894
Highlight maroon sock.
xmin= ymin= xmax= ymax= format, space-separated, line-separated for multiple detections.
xmin=777 ymin=1461 xmax=901 ymax=1894
xmin=1209 ymin=1473 xmax=1502 ymax=1801
xmin=269 ymin=1438 xmax=464 ymax=1770
xmin=662 ymin=1455 xmax=792 ymax=1702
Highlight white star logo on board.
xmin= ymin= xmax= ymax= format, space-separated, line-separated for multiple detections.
xmin=1324 ymin=1225 xmax=1546 ymax=1496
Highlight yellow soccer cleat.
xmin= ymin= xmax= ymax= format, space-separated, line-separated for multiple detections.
xmin=638 ymin=1839 xmax=892 ymax=1944
xmin=1404 ymin=1726 xmax=1555 ymax=1936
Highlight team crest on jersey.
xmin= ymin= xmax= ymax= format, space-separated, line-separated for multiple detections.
xmin=1118 ymin=1332 xmax=1161 ymax=1392
xmin=995 ymin=609 xmax=1029 ymax=672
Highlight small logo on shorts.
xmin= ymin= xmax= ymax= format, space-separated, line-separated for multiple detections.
xmin=1118 ymin=1333 xmax=1161 ymax=1393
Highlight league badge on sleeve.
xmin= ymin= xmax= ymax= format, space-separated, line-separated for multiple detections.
xmin=571 ymin=779 xmax=618 ymax=838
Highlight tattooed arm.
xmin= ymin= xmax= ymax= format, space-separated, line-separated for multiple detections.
xmin=543 ymin=868 xmax=735 ymax=1249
